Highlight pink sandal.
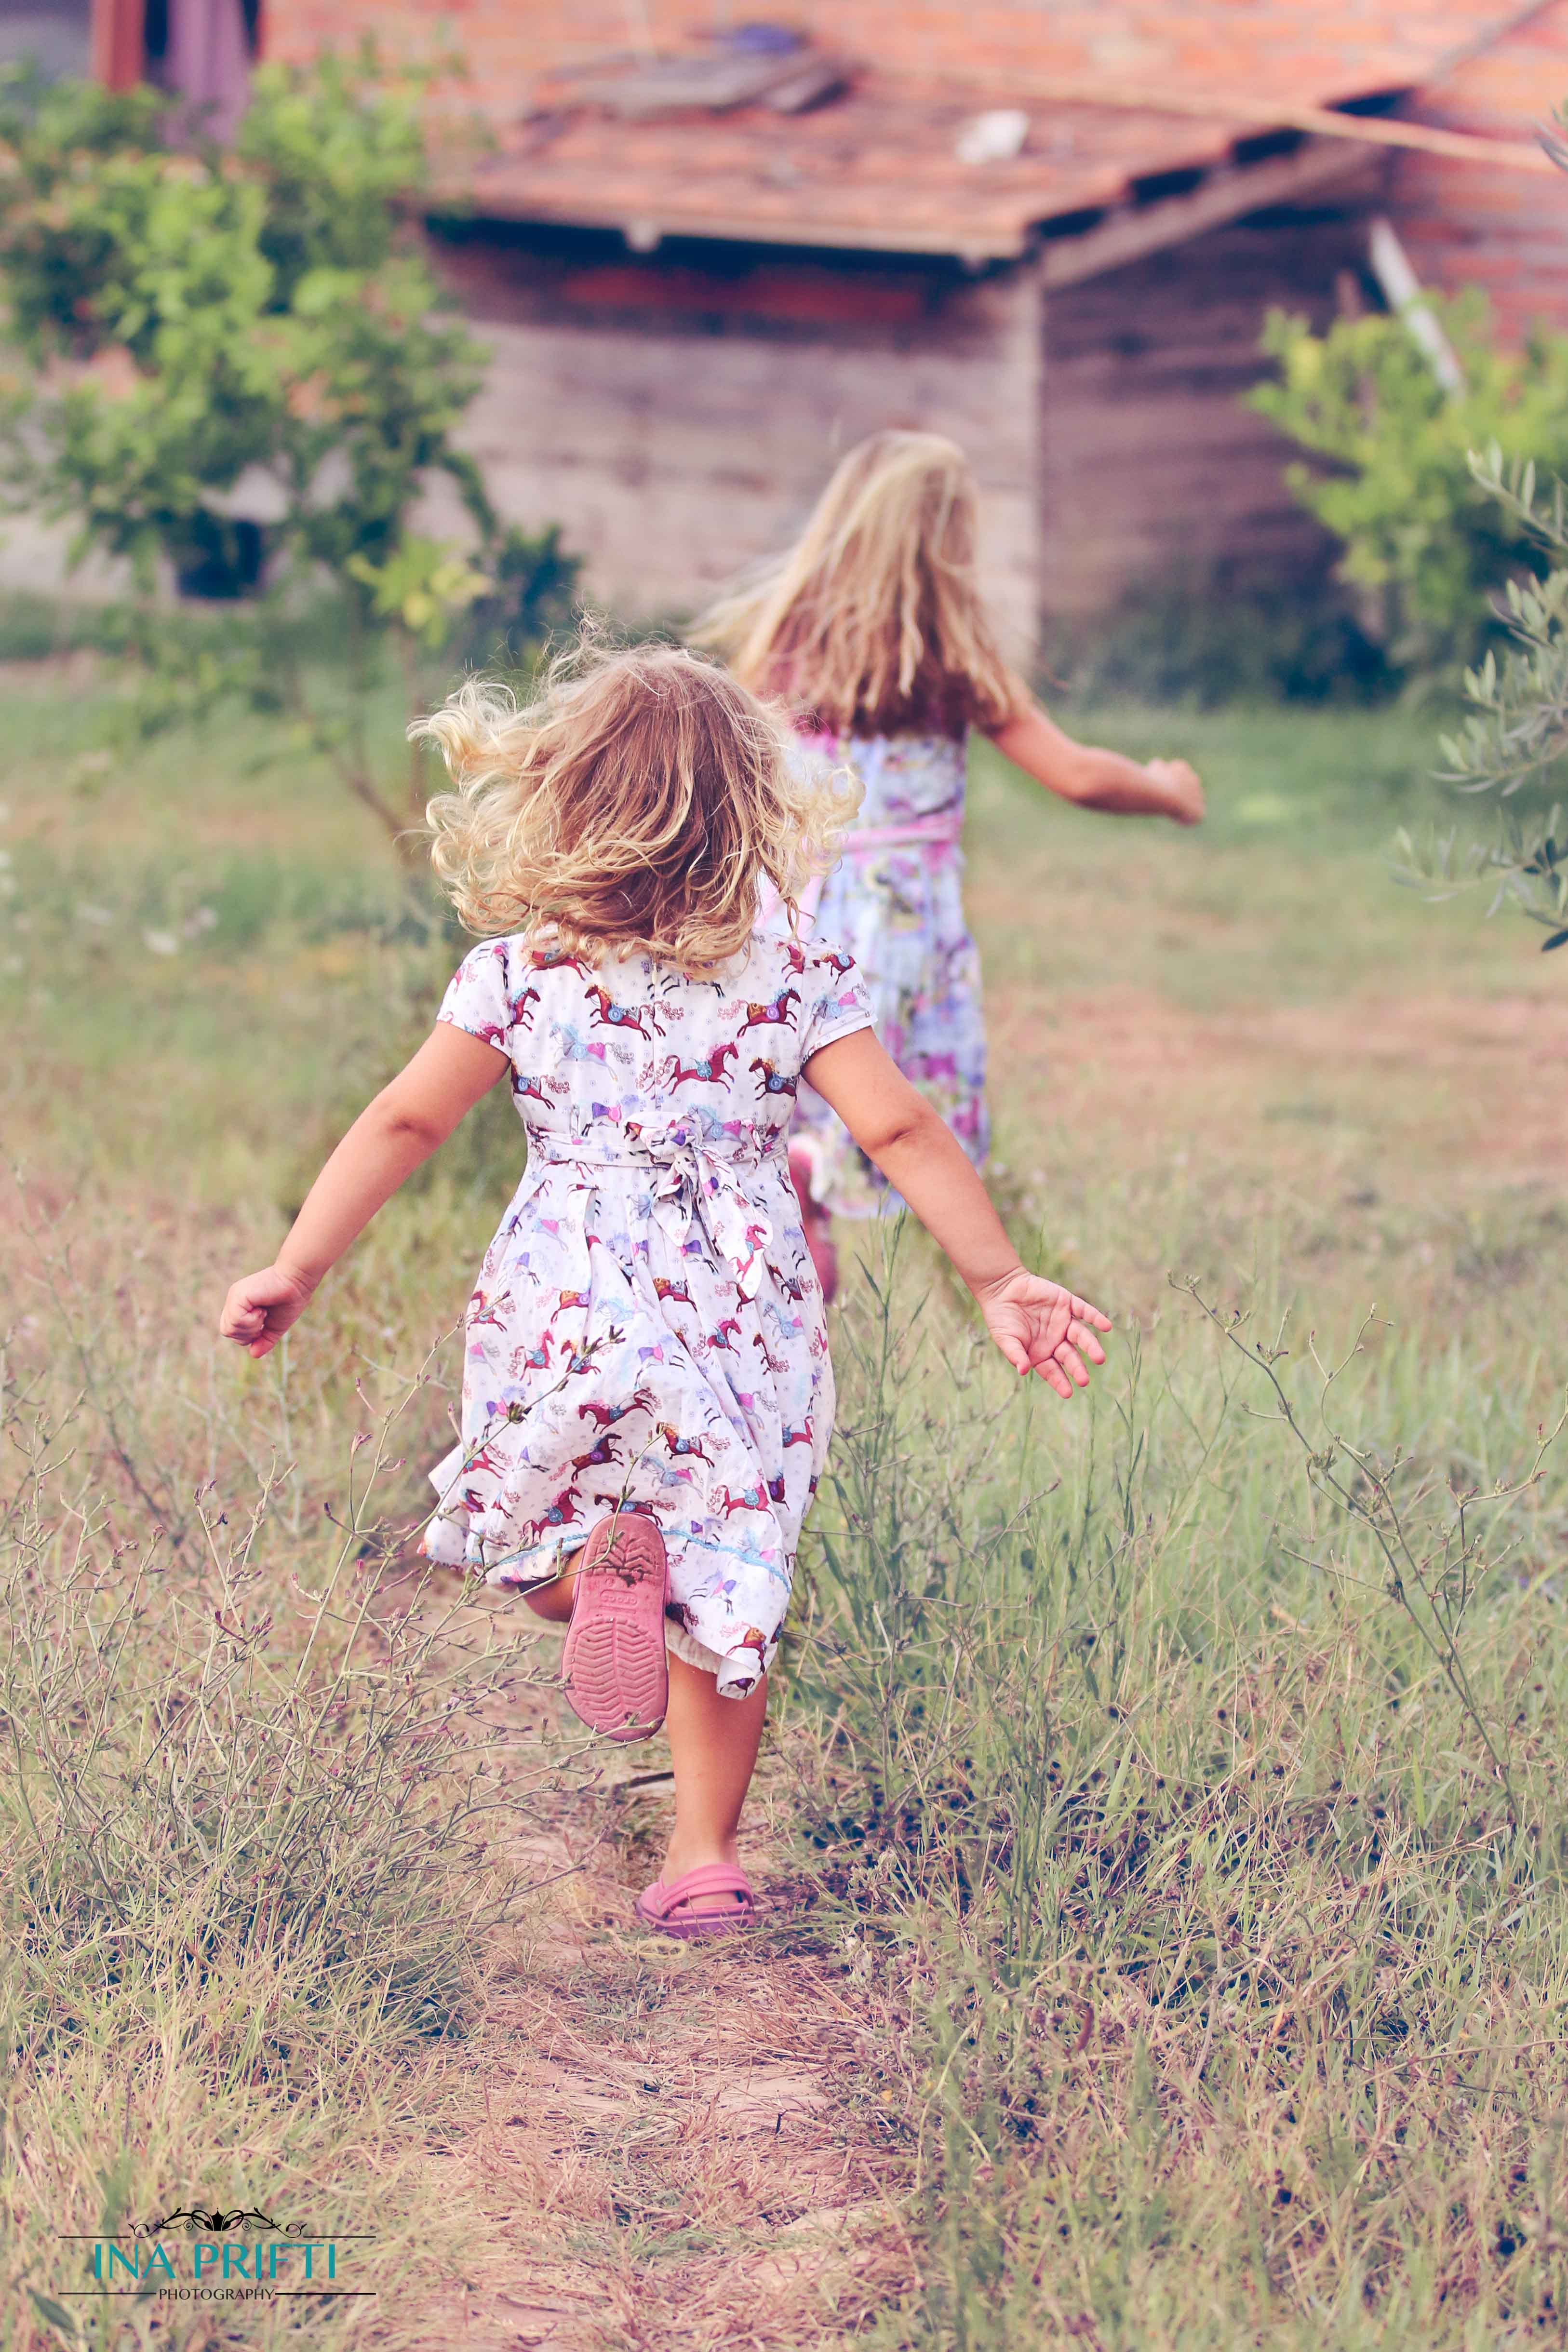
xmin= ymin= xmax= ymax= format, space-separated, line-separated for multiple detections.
xmin=561 ymin=1512 xmax=670 ymax=1742
xmin=635 ymin=1863 xmax=756 ymax=1939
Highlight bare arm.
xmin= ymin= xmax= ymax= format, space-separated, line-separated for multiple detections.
xmin=802 ymin=1028 xmax=1110 ymax=1397
xmin=218 ymin=1023 xmax=509 ymax=1357
xmin=987 ymin=701 xmax=1205 ymax=824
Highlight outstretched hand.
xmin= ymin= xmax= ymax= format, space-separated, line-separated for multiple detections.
xmin=975 ymin=1267 xmax=1112 ymax=1397
xmin=1146 ymin=757 xmax=1205 ymax=825
xmin=218 ymin=1264 xmax=316 ymax=1359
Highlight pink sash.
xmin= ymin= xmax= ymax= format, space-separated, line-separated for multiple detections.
xmin=789 ymin=806 xmax=965 ymax=929
xmin=780 ymin=729 xmax=965 ymax=928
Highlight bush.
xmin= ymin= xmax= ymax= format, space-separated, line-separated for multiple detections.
xmin=1042 ymin=567 xmax=1395 ymax=710
xmin=0 ymin=57 xmax=481 ymax=580
xmin=1248 ymin=294 xmax=1568 ymax=674
xmin=0 ymin=58 xmax=581 ymax=846
xmin=1398 ymin=447 xmax=1568 ymax=946
xmin=454 ymin=523 xmax=582 ymax=674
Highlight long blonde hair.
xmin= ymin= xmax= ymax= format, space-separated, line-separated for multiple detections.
xmin=693 ymin=429 xmax=1025 ymax=739
xmin=416 ymin=641 xmax=859 ymax=973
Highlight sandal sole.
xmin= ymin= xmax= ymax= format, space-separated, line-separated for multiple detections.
xmin=562 ymin=1514 xmax=669 ymax=1742
xmin=633 ymin=1892 xmax=754 ymax=1940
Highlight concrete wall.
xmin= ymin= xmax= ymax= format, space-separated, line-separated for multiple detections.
xmin=425 ymin=232 xmax=1044 ymax=659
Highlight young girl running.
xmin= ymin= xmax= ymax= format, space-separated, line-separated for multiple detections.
xmin=218 ymin=645 xmax=1110 ymax=1935
xmin=696 ymin=429 xmax=1206 ymax=1292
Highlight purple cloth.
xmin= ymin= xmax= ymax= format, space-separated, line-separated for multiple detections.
xmin=164 ymin=0 xmax=250 ymax=144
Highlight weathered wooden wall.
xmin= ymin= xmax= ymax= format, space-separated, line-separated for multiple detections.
xmin=428 ymin=193 xmax=1394 ymax=646
xmin=1038 ymin=196 xmax=1377 ymax=618
xmin=427 ymin=230 xmax=1044 ymax=655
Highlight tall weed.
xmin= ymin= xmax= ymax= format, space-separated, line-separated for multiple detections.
xmin=0 ymin=1189 xmax=576 ymax=2343
xmin=787 ymin=1236 xmax=1568 ymax=2348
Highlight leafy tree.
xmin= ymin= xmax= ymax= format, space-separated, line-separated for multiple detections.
xmin=0 ymin=56 xmax=578 ymax=848
xmin=1249 ymin=296 xmax=1568 ymax=673
xmin=1397 ymin=449 xmax=1568 ymax=949
xmin=1381 ymin=107 xmax=1568 ymax=948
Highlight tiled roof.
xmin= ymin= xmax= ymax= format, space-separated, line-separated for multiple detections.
xmin=590 ymin=3 xmax=1532 ymax=108
xmin=451 ymin=80 xmax=1276 ymax=262
xmin=267 ymin=1 xmax=1565 ymax=259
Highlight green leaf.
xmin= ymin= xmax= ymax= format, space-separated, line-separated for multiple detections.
xmin=27 ymin=2289 xmax=80 ymax=2342
xmin=0 ymin=50 xmax=577 ymax=846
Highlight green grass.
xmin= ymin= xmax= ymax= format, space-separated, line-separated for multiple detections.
xmin=3 ymin=666 xmax=1567 ymax=2346
xmin=795 ymin=1233 xmax=1568 ymax=2346
xmin=969 ymin=703 xmax=1535 ymax=1011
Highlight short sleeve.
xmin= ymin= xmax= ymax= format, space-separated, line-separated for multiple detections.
xmin=437 ymin=939 xmax=513 ymax=1048
xmin=799 ymin=942 xmax=875 ymax=1063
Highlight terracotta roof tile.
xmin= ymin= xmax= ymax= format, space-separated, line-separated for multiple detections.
xmin=444 ymin=80 xmax=1259 ymax=258
xmin=264 ymin=1 xmax=1567 ymax=256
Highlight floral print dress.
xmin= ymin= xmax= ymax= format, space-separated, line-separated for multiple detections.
xmin=790 ymin=731 xmax=987 ymax=1219
xmin=421 ymin=926 xmax=873 ymax=1698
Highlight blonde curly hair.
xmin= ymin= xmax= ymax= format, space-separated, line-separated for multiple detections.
xmin=415 ymin=642 xmax=860 ymax=973
xmin=693 ymin=429 xmax=1025 ymax=739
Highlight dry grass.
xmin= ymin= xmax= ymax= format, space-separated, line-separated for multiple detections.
xmin=3 ymin=677 xmax=1568 ymax=2348
xmin=787 ymin=1242 xmax=1568 ymax=2347
xmin=404 ymin=1800 xmax=911 ymax=2350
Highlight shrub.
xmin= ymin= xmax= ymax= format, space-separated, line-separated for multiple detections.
xmin=1398 ymin=447 xmax=1568 ymax=947
xmin=1249 ymin=295 xmax=1568 ymax=673
xmin=1042 ymin=566 xmax=1395 ymax=710
xmin=0 ymin=58 xmax=580 ymax=846
xmin=1387 ymin=113 xmax=1568 ymax=944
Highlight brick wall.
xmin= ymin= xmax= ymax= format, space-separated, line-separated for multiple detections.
xmin=423 ymin=231 xmax=1044 ymax=653
xmin=1384 ymin=0 xmax=1568 ymax=343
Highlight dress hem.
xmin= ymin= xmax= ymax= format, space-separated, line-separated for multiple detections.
xmin=423 ymin=1511 xmax=779 ymax=1697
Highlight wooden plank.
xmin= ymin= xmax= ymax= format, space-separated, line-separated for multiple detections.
xmin=1041 ymin=141 xmax=1374 ymax=289
xmin=91 ymin=0 xmax=144 ymax=89
xmin=433 ymin=192 xmax=1033 ymax=263
xmin=969 ymin=71 xmax=1557 ymax=176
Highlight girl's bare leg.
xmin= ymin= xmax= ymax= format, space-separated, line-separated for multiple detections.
xmin=659 ymin=1654 xmax=767 ymax=1911
xmin=522 ymin=1573 xmax=575 ymax=1625
xmin=524 ymin=1576 xmax=765 ymax=1915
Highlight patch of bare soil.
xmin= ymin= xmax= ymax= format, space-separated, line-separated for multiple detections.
xmin=997 ymin=988 xmax=1568 ymax=1180
xmin=396 ymin=1613 xmax=911 ymax=2352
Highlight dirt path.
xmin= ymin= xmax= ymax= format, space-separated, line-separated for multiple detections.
xmin=376 ymin=981 xmax=1568 ymax=2349
xmin=405 ymin=1612 xmax=911 ymax=2352
xmin=995 ymin=986 xmax=1568 ymax=1182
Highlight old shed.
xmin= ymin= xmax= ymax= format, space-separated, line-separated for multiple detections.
xmin=92 ymin=0 xmax=1568 ymax=650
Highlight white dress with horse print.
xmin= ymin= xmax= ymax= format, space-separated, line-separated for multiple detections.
xmin=421 ymin=924 xmax=874 ymax=1698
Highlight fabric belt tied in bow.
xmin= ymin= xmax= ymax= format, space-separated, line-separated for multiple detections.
xmin=534 ymin=1131 xmax=776 ymax=1301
